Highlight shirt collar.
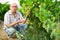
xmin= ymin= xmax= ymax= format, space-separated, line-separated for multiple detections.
xmin=9 ymin=10 xmax=17 ymax=15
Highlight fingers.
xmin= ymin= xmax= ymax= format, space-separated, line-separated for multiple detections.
xmin=17 ymin=18 xmax=27 ymax=24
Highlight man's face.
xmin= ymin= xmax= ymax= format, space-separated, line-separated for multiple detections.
xmin=10 ymin=3 xmax=17 ymax=13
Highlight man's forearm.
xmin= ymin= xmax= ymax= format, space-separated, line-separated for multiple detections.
xmin=6 ymin=22 xmax=17 ymax=28
xmin=5 ymin=19 xmax=27 ymax=28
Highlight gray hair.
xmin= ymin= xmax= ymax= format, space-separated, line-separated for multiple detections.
xmin=10 ymin=3 xmax=18 ymax=8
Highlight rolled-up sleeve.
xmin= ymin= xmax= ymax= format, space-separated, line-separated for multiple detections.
xmin=4 ymin=13 xmax=10 ymax=25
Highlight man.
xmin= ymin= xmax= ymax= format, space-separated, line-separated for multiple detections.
xmin=4 ymin=3 xmax=27 ymax=38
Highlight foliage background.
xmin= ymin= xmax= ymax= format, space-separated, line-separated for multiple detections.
xmin=0 ymin=3 xmax=9 ymax=21
xmin=18 ymin=0 xmax=60 ymax=40
xmin=0 ymin=0 xmax=60 ymax=40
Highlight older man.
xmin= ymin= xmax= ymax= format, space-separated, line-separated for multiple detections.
xmin=4 ymin=3 xmax=27 ymax=38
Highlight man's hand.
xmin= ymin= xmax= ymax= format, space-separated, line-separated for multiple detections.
xmin=17 ymin=18 xmax=27 ymax=24
xmin=23 ymin=17 xmax=27 ymax=23
xmin=20 ymin=17 xmax=27 ymax=23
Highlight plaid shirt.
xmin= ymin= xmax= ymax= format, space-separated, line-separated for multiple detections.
xmin=4 ymin=10 xmax=23 ymax=28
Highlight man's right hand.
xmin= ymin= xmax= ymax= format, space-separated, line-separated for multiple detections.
xmin=16 ymin=19 xmax=24 ymax=24
xmin=16 ymin=18 xmax=27 ymax=24
xmin=16 ymin=20 xmax=21 ymax=24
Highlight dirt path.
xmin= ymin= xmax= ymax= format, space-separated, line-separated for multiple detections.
xmin=0 ymin=21 xmax=8 ymax=40
xmin=0 ymin=21 xmax=16 ymax=40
